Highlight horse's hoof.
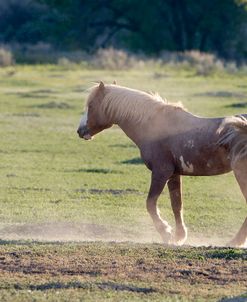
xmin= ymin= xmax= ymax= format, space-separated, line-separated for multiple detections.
xmin=173 ymin=228 xmax=187 ymax=246
xmin=161 ymin=229 xmax=172 ymax=245
xmin=227 ymin=238 xmax=247 ymax=248
xmin=173 ymin=237 xmax=186 ymax=246
xmin=170 ymin=236 xmax=185 ymax=247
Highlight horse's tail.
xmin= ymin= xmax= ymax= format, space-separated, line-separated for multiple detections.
xmin=217 ymin=115 xmax=247 ymax=164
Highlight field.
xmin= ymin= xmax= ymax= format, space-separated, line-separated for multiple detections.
xmin=0 ymin=64 xmax=246 ymax=301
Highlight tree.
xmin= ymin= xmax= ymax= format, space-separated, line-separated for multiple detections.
xmin=0 ymin=0 xmax=246 ymax=61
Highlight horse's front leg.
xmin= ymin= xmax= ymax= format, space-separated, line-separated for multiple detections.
xmin=146 ymin=170 xmax=173 ymax=244
xmin=168 ymin=175 xmax=187 ymax=246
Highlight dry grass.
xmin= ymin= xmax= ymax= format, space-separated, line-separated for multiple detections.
xmin=0 ymin=242 xmax=246 ymax=301
xmin=4 ymin=43 xmax=247 ymax=75
xmin=0 ymin=46 xmax=14 ymax=67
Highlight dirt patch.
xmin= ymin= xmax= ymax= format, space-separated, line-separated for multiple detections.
xmin=32 ymin=101 xmax=73 ymax=109
xmin=0 ymin=243 xmax=246 ymax=290
xmin=1 ymin=280 xmax=156 ymax=293
xmin=110 ymin=143 xmax=136 ymax=149
xmin=75 ymin=188 xmax=141 ymax=195
xmin=10 ymin=186 xmax=51 ymax=192
xmin=220 ymin=297 xmax=247 ymax=302
xmin=13 ymin=113 xmax=40 ymax=117
xmin=194 ymin=91 xmax=246 ymax=98
xmin=226 ymin=102 xmax=247 ymax=108
xmin=6 ymin=89 xmax=57 ymax=98
xmin=153 ymin=72 xmax=169 ymax=79
xmin=70 ymin=168 xmax=122 ymax=174
xmin=121 ymin=157 xmax=143 ymax=165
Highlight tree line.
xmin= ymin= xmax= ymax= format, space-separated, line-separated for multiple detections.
xmin=0 ymin=0 xmax=246 ymax=61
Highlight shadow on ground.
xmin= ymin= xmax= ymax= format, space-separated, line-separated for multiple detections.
xmin=8 ymin=281 xmax=156 ymax=293
xmin=219 ymin=293 xmax=247 ymax=302
xmin=121 ymin=157 xmax=143 ymax=165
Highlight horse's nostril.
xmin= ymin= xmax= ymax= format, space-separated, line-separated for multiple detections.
xmin=77 ymin=128 xmax=80 ymax=134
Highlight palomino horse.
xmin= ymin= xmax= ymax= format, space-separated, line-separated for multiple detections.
xmin=77 ymin=81 xmax=247 ymax=247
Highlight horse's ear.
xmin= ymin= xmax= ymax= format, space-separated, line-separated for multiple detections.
xmin=112 ymin=80 xmax=117 ymax=85
xmin=98 ymin=81 xmax=105 ymax=91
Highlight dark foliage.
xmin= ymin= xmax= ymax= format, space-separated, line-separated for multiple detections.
xmin=0 ymin=0 xmax=246 ymax=61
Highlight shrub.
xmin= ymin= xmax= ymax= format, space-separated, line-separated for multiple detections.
xmin=161 ymin=50 xmax=225 ymax=75
xmin=1 ymin=43 xmax=246 ymax=75
xmin=0 ymin=46 xmax=14 ymax=66
xmin=91 ymin=48 xmax=139 ymax=70
xmin=224 ymin=62 xmax=238 ymax=74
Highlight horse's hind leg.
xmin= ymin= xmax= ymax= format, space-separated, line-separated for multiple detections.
xmin=230 ymin=160 xmax=247 ymax=247
xmin=168 ymin=175 xmax=187 ymax=245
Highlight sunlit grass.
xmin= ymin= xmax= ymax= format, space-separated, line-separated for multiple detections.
xmin=0 ymin=65 xmax=246 ymax=244
xmin=0 ymin=64 xmax=247 ymax=302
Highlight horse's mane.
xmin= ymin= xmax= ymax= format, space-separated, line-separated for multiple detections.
xmin=87 ymin=84 xmax=184 ymax=124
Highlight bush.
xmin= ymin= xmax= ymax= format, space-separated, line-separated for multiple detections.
xmin=1 ymin=43 xmax=246 ymax=75
xmin=184 ymin=51 xmax=224 ymax=75
xmin=160 ymin=50 xmax=226 ymax=75
xmin=91 ymin=48 xmax=139 ymax=70
xmin=0 ymin=46 xmax=14 ymax=66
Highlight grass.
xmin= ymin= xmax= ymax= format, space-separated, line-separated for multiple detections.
xmin=0 ymin=64 xmax=246 ymax=301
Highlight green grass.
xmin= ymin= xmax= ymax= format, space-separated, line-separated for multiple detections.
xmin=0 ymin=65 xmax=247 ymax=301
xmin=0 ymin=65 xmax=246 ymax=242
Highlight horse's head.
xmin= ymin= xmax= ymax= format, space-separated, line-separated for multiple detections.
xmin=77 ymin=81 xmax=113 ymax=140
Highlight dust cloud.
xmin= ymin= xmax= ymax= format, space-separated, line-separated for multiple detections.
xmin=0 ymin=222 xmax=245 ymax=247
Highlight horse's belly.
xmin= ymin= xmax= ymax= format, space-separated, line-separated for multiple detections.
xmin=176 ymin=150 xmax=231 ymax=176
xmin=180 ymin=163 xmax=232 ymax=176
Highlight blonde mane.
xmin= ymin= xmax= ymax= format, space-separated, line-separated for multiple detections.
xmin=88 ymin=84 xmax=184 ymax=124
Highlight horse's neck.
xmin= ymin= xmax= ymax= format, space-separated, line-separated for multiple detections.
xmin=115 ymin=109 xmax=200 ymax=147
xmin=117 ymin=120 xmax=145 ymax=147
xmin=107 ymin=101 xmax=148 ymax=146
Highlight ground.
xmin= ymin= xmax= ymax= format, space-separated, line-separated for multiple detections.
xmin=0 ymin=64 xmax=246 ymax=301
xmin=0 ymin=242 xmax=246 ymax=301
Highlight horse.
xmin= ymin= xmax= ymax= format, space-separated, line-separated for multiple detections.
xmin=77 ymin=81 xmax=247 ymax=247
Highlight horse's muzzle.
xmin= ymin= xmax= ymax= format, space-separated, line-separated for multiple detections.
xmin=77 ymin=127 xmax=92 ymax=140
